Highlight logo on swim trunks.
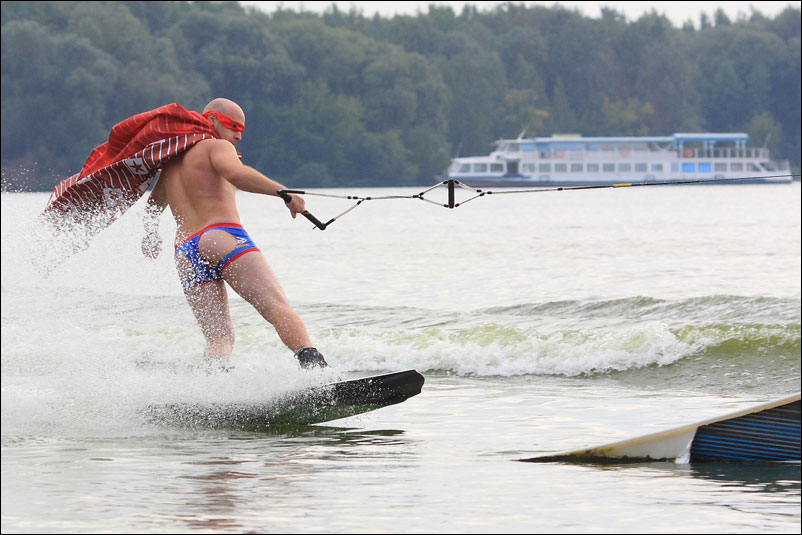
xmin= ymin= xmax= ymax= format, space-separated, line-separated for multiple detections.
xmin=235 ymin=237 xmax=249 ymax=248
xmin=123 ymin=157 xmax=149 ymax=175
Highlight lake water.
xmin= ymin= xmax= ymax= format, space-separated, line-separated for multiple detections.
xmin=2 ymin=183 xmax=800 ymax=533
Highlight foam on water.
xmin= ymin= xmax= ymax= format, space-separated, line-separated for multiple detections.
xmin=1 ymin=194 xmax=337 ymax=436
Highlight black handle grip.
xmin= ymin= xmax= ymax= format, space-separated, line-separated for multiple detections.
xmin=277 ymin=189 xmax=328 ymax=230
xmin=276 ymin=189 xmax=300 ymax=203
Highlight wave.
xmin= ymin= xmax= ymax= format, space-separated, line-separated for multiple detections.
xmin=289 ymin=295 xmax=800 ymax=384
xmin=318 ymin=317 xmax=800 ymax=378
xmin=3 ymin=290 xmax=798 ymax=380
xmin=2 ymin=292 xmax=798 ymax=436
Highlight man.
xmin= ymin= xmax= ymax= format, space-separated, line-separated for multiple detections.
xmin=141 ymin=97 xmax=328 ymax=370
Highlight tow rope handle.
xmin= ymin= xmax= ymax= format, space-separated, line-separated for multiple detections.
xmin=277 ymin=189 xmax=330 ymax=230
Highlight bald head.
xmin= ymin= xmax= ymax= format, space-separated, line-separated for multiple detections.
xmin=204 ymin=98 xmax=244 ymax=118
xmin=203 ymin=98 xmax=245 ymax=145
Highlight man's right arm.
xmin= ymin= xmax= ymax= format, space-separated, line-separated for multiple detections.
xmin=141 ymin=176 xmax=167 ymax=258
xmin=208 ymin=140 xmax=307 ymax=218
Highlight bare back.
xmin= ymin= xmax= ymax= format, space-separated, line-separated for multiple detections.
xmin=160 ymin=138 xmax=241 ymax=243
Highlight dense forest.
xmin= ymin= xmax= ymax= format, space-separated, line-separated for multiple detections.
xmin=1 ymin=1 xmax=800 ymax=190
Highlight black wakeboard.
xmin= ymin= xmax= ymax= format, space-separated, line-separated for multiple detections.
xmin=144 ymin=369 xmax=424 ymax=430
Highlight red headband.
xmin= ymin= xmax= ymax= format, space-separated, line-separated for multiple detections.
xmin=203 ymin=110 xmax=245 ymax=132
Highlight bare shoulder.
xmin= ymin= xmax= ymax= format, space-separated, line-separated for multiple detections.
xmin=206 ymin=138 xmax=238 ymax=155
xmin=181 ymin=138 xmax=234 ymax=166
xmin=206 ymin=140 xmax=241 ymax=173
xmin=191 ymin=138 xmax=227 ymax=154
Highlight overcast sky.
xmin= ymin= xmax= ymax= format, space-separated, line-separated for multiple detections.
xmin=241 ymin=1 xmax=799 ymax=27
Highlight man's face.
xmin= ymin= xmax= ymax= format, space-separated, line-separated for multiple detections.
xmin=210 ymin=110 xmax=245 ymax=146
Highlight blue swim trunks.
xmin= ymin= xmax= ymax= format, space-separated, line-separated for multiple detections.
xmin=175 ymin=223 xmax=260 ymax=291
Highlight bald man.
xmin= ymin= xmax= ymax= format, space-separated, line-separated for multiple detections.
xmin=142 ymin=98 xmax=328 ymax=370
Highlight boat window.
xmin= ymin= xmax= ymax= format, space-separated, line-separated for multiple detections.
xmin=570 ymin=163 xmax=583 ymax=172
xmin=714 ymin=162 xmax=727 ymax=171
xmin=601 ymin=144 xmax=615 ymax=152
xmin=490 ymin=163 xmax=504 ymax=172
xmin=748 ymin=163 xmax=760 ymax=172
xmin=474 ymin=163 xmax=488 ymax=172
xmin=651 ymin=163 xmax=663 ymax=172
xmin=602 ymin=163 xmax=615 ymax=172
xmin=458 ymin=163 xmax=471 ymax=173
xmin=698 ymin=162 xmax=712 ymax=172
xmin=671 ymin=163 xmax=679 ymax=172
xmin=522 ymin=163 xmax=536 ymax=172
xmin=618 ymin=163 xmax=632 ymax=172
xmin=521 ymin=143 xmax=536 ymax=152
xmin=635 ymin=163 xmax=647 ymax=172
xmin=555 ymin=163 xmax=567 ymax=173
xmin=508 ymin=143 xmax=520 ymax=152
xmin=538 ymin=163 xmax=551 ymax=173
xmin=730 ymin=162 xmax=743 ymax=171
xmin=682 ymin=163 xmax=695 ymax=172
xmin=587 ymin=163 xmax=599 ymax=173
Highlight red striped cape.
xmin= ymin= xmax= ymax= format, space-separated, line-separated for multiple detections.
xmin=43 ymin=102 xmax=218 ymax=226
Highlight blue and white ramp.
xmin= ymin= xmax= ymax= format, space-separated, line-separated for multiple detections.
xmin=520 ymin=392 xmax=800 ymax=463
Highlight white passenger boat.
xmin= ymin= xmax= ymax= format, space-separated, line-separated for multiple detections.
xmin=444 ymin=133 xmax=792 ymax=186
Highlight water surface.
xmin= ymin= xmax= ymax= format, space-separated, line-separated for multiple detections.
xmin=2 ymin=183 xmax=800 ymax=533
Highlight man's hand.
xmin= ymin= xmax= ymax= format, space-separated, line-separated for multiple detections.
xmin=141 ymin=231 xmax=162 ymax=259
xmin=284 ymin=193 xmax=307 ymax=218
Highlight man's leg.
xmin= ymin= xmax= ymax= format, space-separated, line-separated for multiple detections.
xmin=198 ymin=230 xmax=313 ymax=352
xmin=175 ymin=251 xmax=235 ymax=361
xmin=184 ymin=281 xmax=236 ymax=360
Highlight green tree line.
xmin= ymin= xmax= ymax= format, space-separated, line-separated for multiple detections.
xmin=1 ymin=1 xmax=799 ymax=190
